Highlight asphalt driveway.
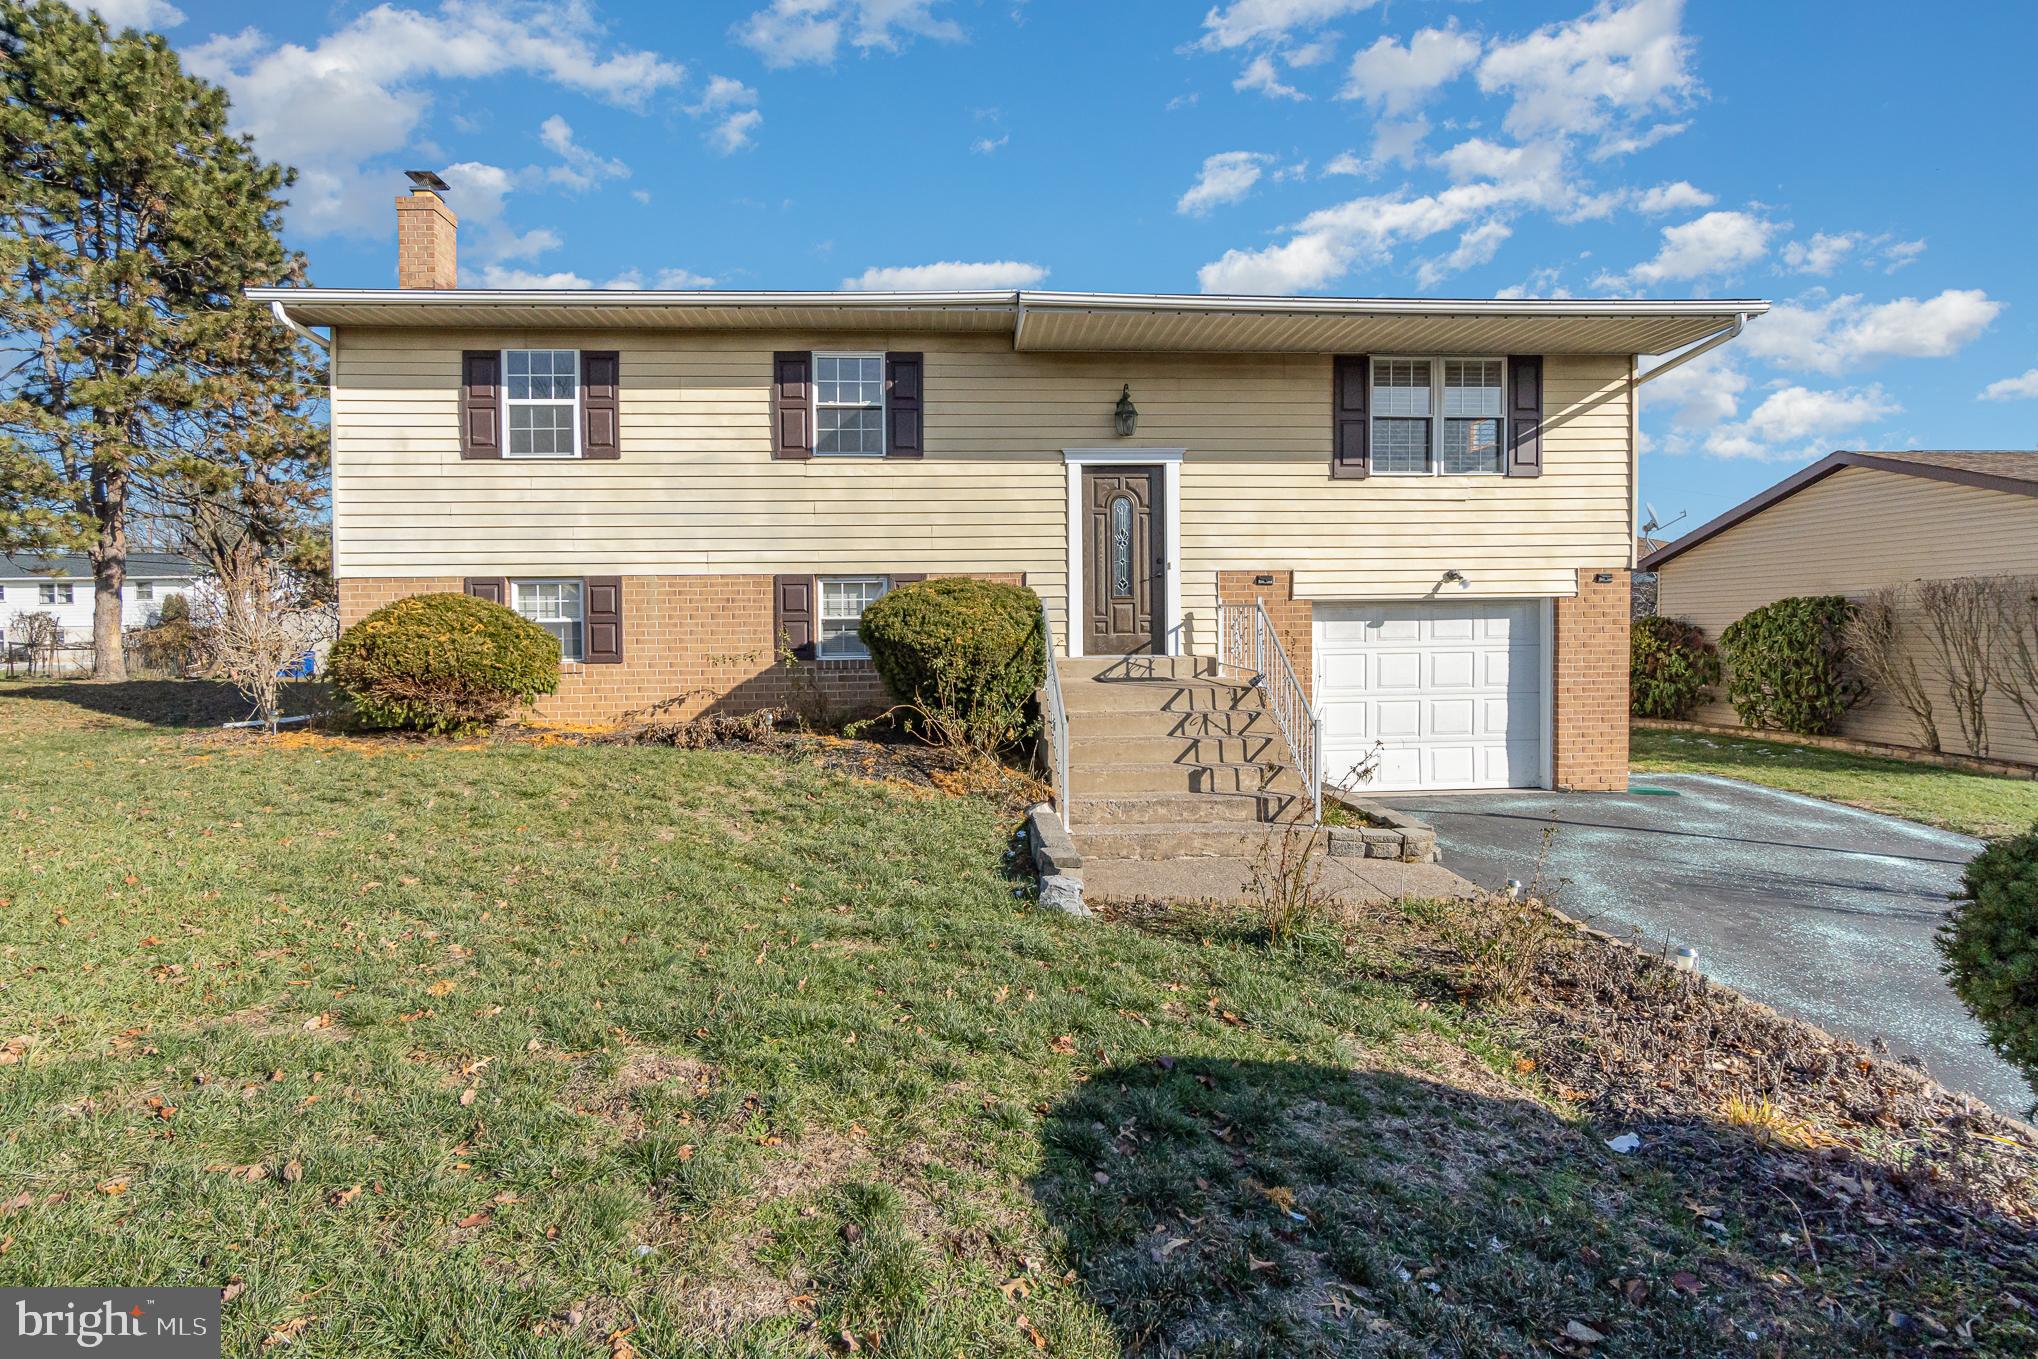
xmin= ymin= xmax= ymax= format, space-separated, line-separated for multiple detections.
xmin=1397 ymin=774 xmax=2032 ymax=1114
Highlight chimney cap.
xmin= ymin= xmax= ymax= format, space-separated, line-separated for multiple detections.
xmin=405 ymin=169 xmax=451 ymax=193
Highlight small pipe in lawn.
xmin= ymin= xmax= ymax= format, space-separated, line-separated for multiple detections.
xmin=222 ymin=715 xmax=312 ymax=730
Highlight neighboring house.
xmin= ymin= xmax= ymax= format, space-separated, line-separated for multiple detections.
xmin=254 ymin=178 xmax=1766 ymax=795
xmin=0 ymin=551 xmax=200 ymax=645
xmin=1643 ymin=450 xmax=2038 ymax=765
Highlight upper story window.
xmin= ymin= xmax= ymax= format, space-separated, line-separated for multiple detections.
xmin=814 ymin=353 xmax=885 ymax=456
xmin=511 ymin=579 xmax=584 ymax=661
xmin=505 ymin=349 xmax=579 ymax=459
xmin=1372 ymin=357 xmax=1506 ymax=476
xmin=819 ymin=575 xmax=889 ymax=659
xmin=135 ymin=581 xmax=154 ymax=601
xmin=40 ymin=582 xmax=73 ymax=605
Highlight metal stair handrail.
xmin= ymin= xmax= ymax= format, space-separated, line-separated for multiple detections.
xmin=1039 ymin=599 xmax=1071 ymax=832
xmin=1216 ymin=598 xmax=1324 ymax=824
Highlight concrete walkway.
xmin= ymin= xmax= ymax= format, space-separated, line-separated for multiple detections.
xmin=1399 ymin=774 xmax=2031 ymax=1113
xmin=1081 ymin=851 xmax=1475 ymax=904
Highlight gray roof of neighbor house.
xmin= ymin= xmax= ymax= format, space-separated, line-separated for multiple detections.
xmin=249 ymin=287 xmax=1768 ymax=357
xmin=1640 ymin=450 xmax=2038 ymax=571
xmin=0 ymin=551 xmax=199 ymax=580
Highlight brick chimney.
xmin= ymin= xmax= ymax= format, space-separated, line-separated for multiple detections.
xmin=395 ymin=171 xmax=456 ymax=289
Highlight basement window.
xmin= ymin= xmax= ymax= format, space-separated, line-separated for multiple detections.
xmin=511 ymin=579 xmax=584 ymax=661
xmin=818 ymin=575 xmax=889 ymax=659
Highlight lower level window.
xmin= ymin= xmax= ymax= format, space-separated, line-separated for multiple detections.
xmin=820 ymin=576 xmax=888 ymax=659
xmin=512 ymin=579 xmax=584 ymax=661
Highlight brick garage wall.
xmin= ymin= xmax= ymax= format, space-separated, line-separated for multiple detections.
xmin=1552 ymin=567 xmax=1631 ymax=791
xmin=1215 ymin=569 xmax=1313 ymax=699
xmin=337 ymin=573 xmax=1022 ymax=726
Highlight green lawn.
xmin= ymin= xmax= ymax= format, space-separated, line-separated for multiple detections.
xmin=1631 ymin=725 xmax=2038 ymax=839
xmin=2 ymin=682 xmax=2031 ymax=1357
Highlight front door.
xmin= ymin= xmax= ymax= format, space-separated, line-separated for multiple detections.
xmin=1083 ymin=465 xmax=1162 ymax=655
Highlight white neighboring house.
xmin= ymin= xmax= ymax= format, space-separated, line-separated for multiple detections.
xmin=1 ymin=551 xmax=201 ymax=647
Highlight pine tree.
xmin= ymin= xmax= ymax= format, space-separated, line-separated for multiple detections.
xmin=0 ymin=0 xmax=324 ymax=679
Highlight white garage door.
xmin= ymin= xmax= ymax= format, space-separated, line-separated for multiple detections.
xmin=1315 ymin=601 xmax=1545 ymax=793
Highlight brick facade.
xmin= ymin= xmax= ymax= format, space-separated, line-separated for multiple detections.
xmin=1215 ymin=569 xmax=1314 ymax=699
xmin=338 ymin=573 xmax=1022 ymax=726
xmin=1552 ymin=566 xmax=1631 ymax=791
xmin=394 ymin=190 xmax=457 ymax=290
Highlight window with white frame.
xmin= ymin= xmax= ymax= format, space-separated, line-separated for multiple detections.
xmin=504 ymin=349 xmax=579 ymax=458
xmin=511 ymin=579 xmax=584 ymax=661
xmin=819 ymin=576 xmax=889 ymax=659
xmin=40 ymin=583 xmax=73 ymax=605
xmin=1371 ymin=357 xmax=1506 ymax=475
xmin=814 ymin=353 xmax=885 ymax=456
xmin=135 ymin=581 xmax=154 ymax=601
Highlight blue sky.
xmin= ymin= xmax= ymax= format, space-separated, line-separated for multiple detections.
xmin=78 ymin=0 xmax=2038 ymax=529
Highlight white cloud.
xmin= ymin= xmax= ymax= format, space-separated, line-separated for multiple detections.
xmin=64 ymin=0 xmax=184 ymax=28
xmin=707 ymin=109 xmax=764 ymax=153
xmin=1633 ymin=180 xmax=1712 ymax=214
xmin=1741 ymin=289 xmax=2004 ymax=374
xmin=472 ymin=265 xmax=595 ymax=289
xmin=1475 ymin=0 xmax=1698 ymax=157
xmin=1416 ymin=221 xmax=1511 ymax=288
xmin=1234 ymin=54 xmax=1305 ymax=100
xmin=736 ymin=0 xmax=960 ymax=68
xmin=840 ymin=260 xmax=1049 ymax=290
xmin=187 ymin=2 xmax=683 ymax=237
xmin=1197 ymin=0 xmax=1377 ymax=50
xmin=1642 ymin=349 xmax=1747 ymax=435
xmin=1177 ymin=151 xmax=1272 ymax=216
xmin=606 ymin=266 xmax=719 ymax=289
xmin=538 ymin=116 xmax=629 ymax=191
xmin=1620 ymin=210 xmax=1775 ymax=285
xmin=1780 ymin=231 xmax=1860 ymax=276
xmin=971 ymin=134 xmax=1009 ymax=155
xmin=1703 ymin=384 xmax=1898 ymax=461
xmin=1881 ymin=238 xmax=1926 ymax=272
xmin=1494 ymin=266 xmax=1573 ymax=300
xmin=1322 ymin=150 xmax=1365 ymax=177
xmin=686 ymin=75 xmax=762 ymax=153
xmin=1981 ymin=369 xmax=2038 ymax=402
xmin=1340 ymin=24 xmax=1480 ymax=115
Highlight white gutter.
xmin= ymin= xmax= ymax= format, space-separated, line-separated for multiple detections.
xmin=246 ymin=285 xmax=1767 ymax=325
xmin=268 ymin=299 xmax=331 ymax=352
xmin=1635 ymin=312 xmax=1747 ymax=385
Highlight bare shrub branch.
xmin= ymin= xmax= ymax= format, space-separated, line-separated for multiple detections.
xmin=1842 ymin=585 xmax=1940 ymax=752
xmin=1915 ymin=577 xmax=2000 ymax=757
xmin=1990 ymin=575 xmax=2038 ymax=749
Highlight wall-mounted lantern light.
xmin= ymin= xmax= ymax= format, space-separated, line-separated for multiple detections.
xmin=1113 ymin=384 xmax=1139 ymax=437
xmin=1441 ymin=569 xmax=1470 ymax=590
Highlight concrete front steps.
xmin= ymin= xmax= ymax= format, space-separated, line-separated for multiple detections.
xmin=1058 ymin=654 xmax=1307 ymax=871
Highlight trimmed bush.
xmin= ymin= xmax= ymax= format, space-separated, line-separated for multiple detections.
xmin=1719 ymin=595 xmax=1863 ymax=735
xmin=1629 ymin=615 xmax=1722 ymax=720
xmin=858 ymin=577 xmax=1044 ymax=754
xmin=1938 ymin=828 xmax=2038 ymax=1095
xmin=328 ymin=592 xmax=560 ymax=733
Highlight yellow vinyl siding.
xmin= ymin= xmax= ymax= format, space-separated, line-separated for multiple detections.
xmin=1654 ymin=464 xmax=2038 ymax=765
xmin=331 ymin=329 xmax=1633 ymax=644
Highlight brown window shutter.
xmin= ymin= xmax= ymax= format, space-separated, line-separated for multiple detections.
xmin=581 ymin=351 xmax=619 ymax=459
xmin=772 ymin=352 xmax=812 ymax=460
xmin=583 ymin=576 xmax=623 ymax=663
xmin=1331 ymin=355 xmax=1369 ymax=479
xmin=460 ymin=351 xmax=502 ymax=459
xmin=1507 ymin=354 xmax=1543 ymax=478
xmin=464 ymin=577 xmax=507 ymax=605
xmin=885 ymin=352 xmax=923 ymax=458
xmin=774 ymin=574 xmax=816 ymax=660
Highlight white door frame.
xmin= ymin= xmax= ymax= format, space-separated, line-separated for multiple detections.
xmin=1062 ymin=448 xmax=1184 ymax=659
